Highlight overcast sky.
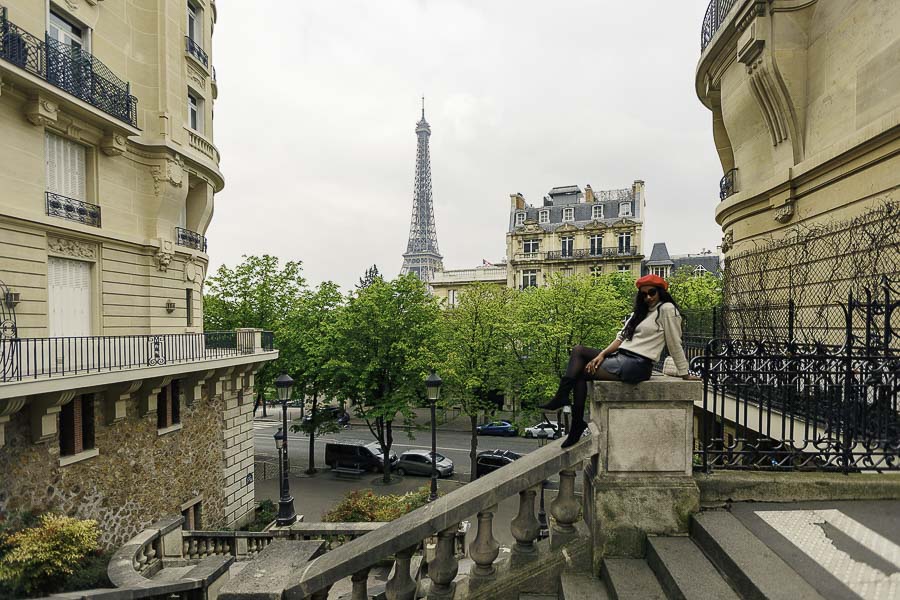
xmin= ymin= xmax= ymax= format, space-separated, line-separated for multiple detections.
xmin=207 ymin=1 xmax=723 ymax=289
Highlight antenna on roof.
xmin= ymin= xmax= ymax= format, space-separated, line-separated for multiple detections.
xmin=421 ymin=96 xmax=425 ymax=119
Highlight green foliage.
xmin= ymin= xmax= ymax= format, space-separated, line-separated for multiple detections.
xmin=324 ymin=487 xmax=432 ymax=523
xmin=0 ymin=514 xmax=101 ymax=597
xmin=509 ymin=273 xmax=631 ymax=405
xmin=58 ymin=551 xmax=112 ymax=593
xmin=668 ymin=266 xmax=723 ymax=309
xmin=241 ymin=500 xmax=277 ymax=532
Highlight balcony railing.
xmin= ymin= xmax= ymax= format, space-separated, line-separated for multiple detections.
xmin=701 ymin=0 xmax=738 ymax=50
xmin=185 ymin=36 xmax=208 ymax=67
xmin=0 ymin=6 xmax=138 ymax=127
xmin=545 ymin=247 xmax=638 ymax=260
xmin=175 ymin=227 xmax=208 ymax=252
xmin=0 ymin=330 xmax=274 ymax=383
xmin=45 ymin=191 xmax=101 ymax=227
xmin=720 ymin=167 xmax=738 ymax=201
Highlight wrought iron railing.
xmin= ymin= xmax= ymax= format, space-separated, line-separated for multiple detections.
xmin=720 ymin=167 xmax=738 ymax=201
xmin=45 ymin=191 xmax=101 ymax=227
xmin=701 ymin=0 xmax=738 ymax=50
xmin=175 ymin=227 xmax=207 ymax=252
xmin=0 ymin=7 xmax=138 ymax=126
xmin=0 ymin=330 xmax=275 ymax=382
xmin=184 ymin=36 xmax=208 ymax=67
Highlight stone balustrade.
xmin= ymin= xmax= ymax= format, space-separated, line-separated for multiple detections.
xmin=220 ymin=424 xmax=599 ymax=600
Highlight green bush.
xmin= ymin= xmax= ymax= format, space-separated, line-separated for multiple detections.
xmin=0 ymin=513 xmax=101 ymax=597
xmin=240 ymin=499 xmax=277 ymax=532
xmin=324 ymin=486 xmax=432 ymax=522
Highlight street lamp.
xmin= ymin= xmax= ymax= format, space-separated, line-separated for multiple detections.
xmin=274 ymin=373 xmax=297 ymax=526
xmin=537 ymin=435 xmax=549 ymax=539
xmin=425 ymin=370 xmax=443 ymax=502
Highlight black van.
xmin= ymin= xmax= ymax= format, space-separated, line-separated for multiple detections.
xmin=325 ymin=441 xmax=399 ymax=472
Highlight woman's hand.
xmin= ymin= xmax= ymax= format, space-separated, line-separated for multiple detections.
xmin=681 ymin=373 xmax=701 ymax=381
xmin=585 ymin=353 xmax=605 ymax=375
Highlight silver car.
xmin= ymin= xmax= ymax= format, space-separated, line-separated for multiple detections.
xmin=524 ymin=421 xmax=563 ymax=439
xmin=396 ymin=449 xmax=454 ymax=477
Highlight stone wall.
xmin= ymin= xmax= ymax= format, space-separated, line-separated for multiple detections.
xmin=0 ymin=374 xmax=254 ymax=549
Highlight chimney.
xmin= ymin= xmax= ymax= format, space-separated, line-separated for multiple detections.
xmin=584 ymin=185 xmax=595 ymax=204
xmin=510 ymin=192 xmax=526 ymax=210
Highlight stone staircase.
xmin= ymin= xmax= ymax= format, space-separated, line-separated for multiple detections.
xmin=546 ymin=509 xmax=826 ymax=600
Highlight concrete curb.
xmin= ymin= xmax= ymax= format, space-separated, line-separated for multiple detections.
xmin=696 ymin=470 xmax=900 ymax=505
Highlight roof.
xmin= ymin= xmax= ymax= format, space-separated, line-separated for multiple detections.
xmin=646 ymin=243 xmax=674 ymax=265
xmin=548 ymin=185 xmax=581 ymax=195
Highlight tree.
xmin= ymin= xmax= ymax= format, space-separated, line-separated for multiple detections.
xmin=281 ymin=281 xmax=344 ymax=474
xmin=330 ymin=274 xmax=440 ymax=483
xmin=357 ymin=264 xmax=382 ymax=290
xmin=668 ymin=266 xmax=723 ymax=309
xmin=508 ymin=274 xmax=630 ymax=409
xmin=437 ymin=283 xmax=513 ymax=481
xmin=203 ymin=255 xmax=306 ymax=404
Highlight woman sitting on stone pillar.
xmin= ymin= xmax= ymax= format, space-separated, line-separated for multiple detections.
xmin=541 ymin=274 xmax=700 ymax=448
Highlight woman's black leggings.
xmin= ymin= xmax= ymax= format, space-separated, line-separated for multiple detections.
xmin=557 ymin=344 xmax=619 ymax=423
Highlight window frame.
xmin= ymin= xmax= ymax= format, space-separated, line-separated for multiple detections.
xmin=591 ymin=205 xmax=603 ymax=220
xmin=521 ymin=269 xmax=538 ymax=288
xmin=49 ymin=10 xmax=89 ymax=52
xmin=59 ymin=394 xmax=95 ymax=458
xmin=188 ymin=90 xmax=203 ymax=132
xmin=562 ymin=207 xmax=574 ymax=222
xmin=618 ymin=202 xmax=632 ymax=217
xmin=187 ymin=1 xmax=202 ymax=45
xmin=617 ymin=232 xmax=632 ymax=254
xmin=514 ymin=212 xmax=526 ymax=226
xmin=538 ymin=210 xmax=549 ymax=224
xmin=589 ymin=234 xmax=603 ymax=256
xmin=560 ymin=235 xmax=574 ymax=257
xmin=523 ymin=239 xmax=540 ymax=255
xmin=157 ymin=380 xmax=182 ymax=431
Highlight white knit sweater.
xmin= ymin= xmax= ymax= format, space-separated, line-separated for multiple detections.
xmin=616 ymin=303 xmax=690 ymax=376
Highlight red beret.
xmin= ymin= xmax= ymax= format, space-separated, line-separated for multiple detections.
xmin=635 ymin=274 xmax=668 ymax=290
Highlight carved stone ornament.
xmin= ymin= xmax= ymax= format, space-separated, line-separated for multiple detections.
xmin=48 ymin=236 xmax=97 ymax=260
xmin=721 ymin=230 xmax=734 ymax=254
xmin=183 ymin=257 xmax=204 ymax=283
xmin=519 ymin=222 xmax=543 ymax=234
xmin=150 ymin=155 xmax=184 ymax=195
xmin=774 ymin=202 xmax=795 ymax=224
xmin=100 ymin=132 xmax=127 ymax=156
xmin=25 ymin=97 xmax=59 ymax=126
xmin=63 ymin=0 xmax=78 ymax=11
xmin=156 ymin=249 xmax=173 ymax=272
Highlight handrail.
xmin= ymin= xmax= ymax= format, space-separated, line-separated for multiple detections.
xmin=286 ymin=425 xmax=599 ymax=597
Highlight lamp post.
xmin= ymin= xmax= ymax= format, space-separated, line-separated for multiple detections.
xmin=537 ymin=435 xmax=549 ymax=539
xmin=274 ymin=373 xmax=297 ymax=526
xmin=425 ymin=370 xmax=443 ymax=502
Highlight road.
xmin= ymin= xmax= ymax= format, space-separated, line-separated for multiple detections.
xmin=253 ymin=416 xmax=553 ymax=481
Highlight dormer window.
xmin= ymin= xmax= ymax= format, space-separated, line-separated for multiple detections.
xmin=539 ymin=210 xmax=549 ymax=224
xmin=618 ymin=202 xmax=632 ymax=217
xmin=592 ymin=205 xmax=603 ymax=220
xmin=515 ymin=212 xmax=526 ymax=226
xmin=562 ymin=207 xmax=574 ymax=222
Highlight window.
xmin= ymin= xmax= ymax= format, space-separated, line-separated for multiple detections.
xmin=590 ymin=265 xmax=603 ymax=277
xmin=618 ymin=265 xmax=631 ymax=273
xmin=46 ymin=132 xmax=87 ymax=201
xmin=181 ymin=500 xmax=202 ymax=530
xmin=188 ymin=92 xmax=203 ymax=132
xmin=562 ymin=207 xmax=574 ymax=222
xmin=523 ymin=239 xmax=540 ymax=255
xmin=521 ymin=270 xmax=538 ymax=288
xmin=186 ymin=288 xmax=193 ymax=326
xmin=447 ymin=289 xmax=457 ymax=307
xmin=617 ymin=232 xmax=632 ymax=254
xmin=187 ymin=2 xmax=200 ymax=43
xmin=693 ymin=265 xmax=709 ymax=277
xmin=651 ymin=266 xmax=669 ymax=278
xmin=49 ymin=11 xmax=87 ymax=50
xmin=592 ymin=205 xmax=603 ymax=220
xmin=60 ymin=394 xmax=94 ymax=457
xmin=561 ymin=236 xmax=574 ymax=257
xmin=48 ymin=257 xmax=92 ymax=338
xmin=589 ymin=234 xmax=603 ymax=256
xmin=561 ymin=268 xmax=573 ymax=277
xmin=158 ymin=380 xmax=182 ymax=430
xmin=538 ymin=210 xmax=549 ymax=224
xmin=514 ymin=212 xmax=526 ymax=226
xmin=619 ymin=202 xmax=632 ymax=217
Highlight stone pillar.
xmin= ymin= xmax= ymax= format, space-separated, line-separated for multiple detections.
xmin=585 ymin=376 xmax=701 ymax=566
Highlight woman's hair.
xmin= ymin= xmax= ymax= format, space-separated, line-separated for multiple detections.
xmin=620 ymin=287 xmax=683 ymax=341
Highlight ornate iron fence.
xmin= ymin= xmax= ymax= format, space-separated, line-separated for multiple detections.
xmin=175 ymin=226 xmax=207 ymax=252
xmin=0 ymin=6 xmax=137 ymax=126
xmin=0 ymin=330 xmax=275 ymax=382
xmin=46 ymin=192 xmax=101 ymax=227
xmin=691 ymin=278 xmax=900 ymax=473
xmin=701 ymin=0 xmax=738 ymax=50
xmin=184 ymin=36 xmax=208 ymax=67
xmin=719 ymin=167 xmax=737 ymax=200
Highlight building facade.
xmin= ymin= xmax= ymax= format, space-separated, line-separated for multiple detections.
xmin=0 ymin=0 xmax=275 ymax=548
xmin=506 ymin=182 xmax=646 ymax=289
xmin=697 ymin=0 xmax=900 ymax=306
xmin=430 ymin=264 xmax=507 ymax=307
xmin=642 ymin=243 xmax=721 ymax=279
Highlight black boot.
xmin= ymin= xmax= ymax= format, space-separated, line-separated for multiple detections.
xmin=561 ymin=419 xmax=588 ymax=448
xmin=539 ymin=377 xmax=575 ymax=410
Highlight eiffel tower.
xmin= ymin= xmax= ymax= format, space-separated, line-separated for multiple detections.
xmin=401 ymin=99 xmax=443 ymax=282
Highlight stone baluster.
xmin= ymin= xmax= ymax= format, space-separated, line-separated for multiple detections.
xmin=469 ymin=507 xmax=500 ymax=577
xmin=351 ymin=567 xmax=370 ymax=600
xmin=385 ymin=545 xmax=418 ymax=600
xmin=428 ymin=526 xmax=459 ymax=599
xmin=182 ymin=539 xmax=189 ymax=557
xmin=510 ymin=487 xmax=540 ymax=554
xmin=134 ymin=545 xmax=148 ymax=571
xmin=550 ymin=468 xmax=580 ymax=532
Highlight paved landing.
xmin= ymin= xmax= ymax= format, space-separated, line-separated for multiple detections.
xmin=730 ymin=500 xmax=900 ymax=600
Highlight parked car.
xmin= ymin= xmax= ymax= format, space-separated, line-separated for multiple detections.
xmin=325 ymin=441 xmax=398 ymax=472
xmin=396 ymin=449 xmax=454 ymax=478
xmin=303 ymin=405 xmax=350 ymax=427
xmin=474 ymin=449 xmax=523 ymax=478
xmin=476 ymin=420 xmax=518 ymax=437
xmin=524 ymin=421 xmax=563 ymax=439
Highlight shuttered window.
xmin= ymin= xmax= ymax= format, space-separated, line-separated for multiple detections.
xmin=48 ymin=257 xmax=92 ymax=338
xmin=45 ymin=132 xmax=87 ymax=201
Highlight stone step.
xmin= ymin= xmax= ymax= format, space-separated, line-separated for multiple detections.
xmin=691 ymin=511 xmax=825 ymax=600
xmin=601 ymin=558 xmax=666 ymax=600
xmin=560 ymin=570 xmax=610 ymax=600
xmin=646 ymin=535 xmax=739 ymax=600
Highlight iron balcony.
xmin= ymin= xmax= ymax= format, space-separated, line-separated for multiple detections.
xmin=700 ymin=0 xmax=738 ymax=51
xmin=184 ymin=36 xmax=208 ymax=68
xmin=545 ymin=247 xmax=639 ymax=261
xmin=45 ymin=192 xmax=101 ymax=228
xmin=175 ymin=227 xmax=208 ymax=252
xmin=0 ymin=6 xmax=138 ymax=127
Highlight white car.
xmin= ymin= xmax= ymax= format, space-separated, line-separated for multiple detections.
xmin=524 ymin=421 xmax=563 ymax=439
